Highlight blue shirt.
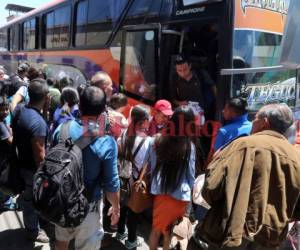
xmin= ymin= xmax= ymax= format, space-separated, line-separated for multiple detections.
xmin=147 ymin=139 xmax=195 ymax=201
xmin=52 ymin=105 xmax=79 ymax=132
xmin=53 ymin=119 xmax=119 ymax=202
xmin=12 ymin=105 xmax=48 ymax=170
xmin=214 ymin=114 xmax=252 ymax=151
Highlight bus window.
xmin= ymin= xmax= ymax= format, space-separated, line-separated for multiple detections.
xmin=127 ymin=0 xmax=162 ymax=19
xmin=54 ymin=7 xmax=70 ymax=48
xmin=231 ymin=70 xmax=297 ymax=112
xmin=75 ymin=0 xmax=88 ymax=46
xmin=40 ymin=64 xmax=87 ymax=88
xmin=9 ymin=25 xmax=19 ymax=51
xmin=122 ymin=29 xmax=157 ymax=101
xmin=75 ymin=0 xmax=127 ymax=47
xmin=22 ymin=18 xmax=37 ymax=50
xmin=45 ymin=6 xmax=70 ymax=49
xmin=0 ymin=29 xmax=8 ymax=51
xmin=233 ymin=30 xmax=282 ymax=68
xmin=45 ymin=12 xmax=54 ymax=48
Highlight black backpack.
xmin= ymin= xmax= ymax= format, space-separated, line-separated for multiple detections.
xmin=0 ymin=107 xmax=25 ymax=195
xmin=32 ymin=121 xmax=97 ymax=228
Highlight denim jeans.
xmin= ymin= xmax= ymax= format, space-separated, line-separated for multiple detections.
xmin=19 ymin=168 xmax=40 ymax=233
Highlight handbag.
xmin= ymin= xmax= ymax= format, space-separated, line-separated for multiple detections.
xmin=127 ymin=161 xmax=153 ymax=213
xmin=192 ymin=174 xmax=210 ymax=209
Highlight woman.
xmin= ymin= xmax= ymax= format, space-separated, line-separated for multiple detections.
xmin=52 ymin=87 xmax=79 ymax=132
xmin=116 ymin=105 xmax=151 ymax=249
xmin=149 ymin=106 xmax=196 ymax=250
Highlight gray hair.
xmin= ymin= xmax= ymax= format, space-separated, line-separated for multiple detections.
xmin=90 ymin=71 xmax=112 ymax=89
xmin=258 ymin=103 xmax=294 ymax=135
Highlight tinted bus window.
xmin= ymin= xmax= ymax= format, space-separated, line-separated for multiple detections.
xmin=75 ymin=0 xmax=127 ymax=47
xmin=127 ymin=0 xmax=162 ymax=18
xmin=46 ymin=12 xmax=54 ymax=48
xmin=23 ymin=18 xmax=36 ymax=50
xmin=45 ymin=6 xmax=70 ymax=48
xmin=75 ymin=0 xmax=88 ymax=46
xmin=10 ymin=25 xmax=19 ymax=51
xmin=0 ymin=29 xmax=8 ymax=51
xmin=54 ymin=6 xmax=70 ymax=48
xmin=123 ymin=30 xmax=156 ymax=101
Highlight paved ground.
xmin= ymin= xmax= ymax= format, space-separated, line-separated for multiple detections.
xmin=0 ymin=208 xmax=201 ymax=250
xmin=0 ymin=209 xmax=157 ymax=250
xmin=0 ymin=208 xmax=293 ymax=250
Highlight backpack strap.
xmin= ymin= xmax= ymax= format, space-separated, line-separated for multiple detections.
xmin=132 ymin=138 xmax=146 ymax=160
xmin=131 ymin=138 xmax=146 ymax=176
xmin=60 ymin=121 xmax=98 ymax=150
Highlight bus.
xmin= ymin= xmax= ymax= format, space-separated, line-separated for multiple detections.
xmin=0 ymin=0 xmax=296 ymax=149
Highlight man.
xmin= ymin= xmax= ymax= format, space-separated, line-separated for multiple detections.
xmin=12 ymin=78 xmax=50 ymax=243
xmin=54 ymin=86 xmax=120 ymax=250
xmin=91 ymin=71 xmax=122 ymax=138
xmin=91 ymin=71 xmax=113 ymax=100
xmin=214 ymin=97 xmax=252 ymax=151
xmin=200 ymin=103 xmax=300 ymax=249
xmin=149 ymin=99 xmax=173 ymax=136
xmin=170 ymin=55 xmax=216 ymax=119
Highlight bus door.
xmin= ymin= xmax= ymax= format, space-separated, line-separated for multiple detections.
xmin=120 ymin=24 xmax=161 ymax=104
xmin=159 ymin=29 xmax=184 ymax=99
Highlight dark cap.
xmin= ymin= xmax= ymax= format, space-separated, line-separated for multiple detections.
xmin=174 ymin=54 xmax=189 ymax=65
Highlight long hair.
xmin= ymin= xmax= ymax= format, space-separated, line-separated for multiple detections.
xmin=124 ymin=105 xmax=149 ymax=161
xmin=153 ymin=106 xmax=195 ymax=193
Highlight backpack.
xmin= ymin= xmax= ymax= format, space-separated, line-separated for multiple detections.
xmin=32 ymin=121 xmax=98 ymax=228
xmin=0 ymin=107 xmax=25 ymax=195
xmin=118 ymin=132 xmax=146 ymax=207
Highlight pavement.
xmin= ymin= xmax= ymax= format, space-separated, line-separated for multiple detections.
xmin=0 ymin=208 xmax=296 ymax=250
xmin=0 ymin=207 xmax=202 ymax=250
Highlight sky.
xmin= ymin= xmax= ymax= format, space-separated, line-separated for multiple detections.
xmin=0 ymin=0 xmax=46 ymax=26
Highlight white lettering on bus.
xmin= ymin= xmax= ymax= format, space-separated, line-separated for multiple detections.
xmin=241 ymin=0 xmax=288 ymax=15
xmin=245 ymin=82 xmax=295 ymax=105
xmin=175 ymin=7 xmax=205 ymax=16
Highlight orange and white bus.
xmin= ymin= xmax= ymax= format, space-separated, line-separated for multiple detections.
xmin=0 ymin=0 xmax=296 ymax=146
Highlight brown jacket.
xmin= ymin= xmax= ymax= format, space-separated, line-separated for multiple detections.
xmin=200 ymin=130 xmax=300 ymax=248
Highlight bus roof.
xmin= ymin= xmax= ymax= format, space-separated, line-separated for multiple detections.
xmin=0 ymin=0 xmax=66 ymax=29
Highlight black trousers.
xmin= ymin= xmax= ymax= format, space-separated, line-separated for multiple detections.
xmin=117 ymin=206 xmax=139 ymax=242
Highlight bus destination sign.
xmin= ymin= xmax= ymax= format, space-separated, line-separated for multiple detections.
xmin=241 ymin=0 xmax=289 ymax=15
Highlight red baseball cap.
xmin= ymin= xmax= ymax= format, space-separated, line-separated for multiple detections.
xmin=154 ymin=100 xmax=173 ymax=116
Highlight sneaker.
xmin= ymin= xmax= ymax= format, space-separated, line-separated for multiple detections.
xmin=26 ymin=229 xmax=50 ymax=243
xmin=192 ymin=233 xmax=208 ymax=249
xmin=124 ymin=238 xmax=143 ymax=249
xmin=115 ymin=232 xmax=128 ymax=241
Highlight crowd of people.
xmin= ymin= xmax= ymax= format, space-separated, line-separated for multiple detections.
xmin=0 ymin=60 xmax=299 ymax=250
